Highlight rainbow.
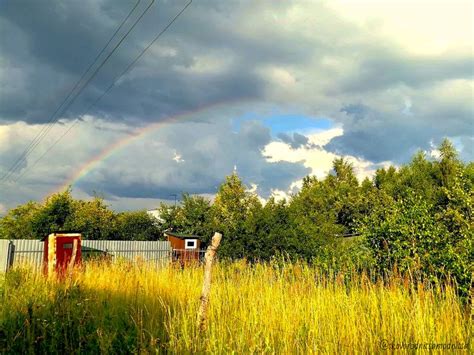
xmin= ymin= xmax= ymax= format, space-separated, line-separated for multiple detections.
xmin=50 ymin=100 xmax=250 ymax=196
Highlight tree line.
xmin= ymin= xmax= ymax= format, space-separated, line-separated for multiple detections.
xmin=0 ymin=139 xmax=472 ymax=295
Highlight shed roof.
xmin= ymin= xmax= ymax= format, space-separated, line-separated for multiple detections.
xmin=164 ymin=231 xmax=201 ymax=239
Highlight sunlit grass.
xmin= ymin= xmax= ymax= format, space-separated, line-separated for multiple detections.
xmin=0 ymin=261 xmax=471 ymax=353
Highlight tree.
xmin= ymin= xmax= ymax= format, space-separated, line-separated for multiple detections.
xmin=288 ymin=177 xmax=341 ymax=251
xmin=156 ymin=203 xmax=181 ymax=233
xmin=66 ymin=197 xmax=117 ymax=240
xmin=289 ymin=158 xmax=361 ymax=243
xmin=31 ymin=190 xmax=75 ymax=237
xmin=116 ymin=210 xmax=161 ymax=241
xmin=0 ymin=139 xmax=470 ymax=296
xmin=361 ymin=145 xmax=473 ymax=297
xmin=212 ymin=172 xmax=261 ymax=258
xmin=0 ymin=201 xmax=41 ymax=239
xmin=438 ymin=138 xmax=461 ymax=188
xmin=154 ymin=194 xmax=214 ymax=244
xmin=244 ymin=198 xmax=308 ymax=261
xmin=176 ymin=193 xmax=213 ymax=243
xmin=332 ymin=158 xmax=358 ymax=186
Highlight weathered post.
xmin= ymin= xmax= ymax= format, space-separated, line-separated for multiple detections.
xmin=47 ymin=234 xmax=56 ymax=279
xmin=197 ymin=232 xmax=222 ymax=332
xmin=67 ymin=239 xmax=78 ymax=276
xmin=6 ymin=241 xmax=15 ymax=272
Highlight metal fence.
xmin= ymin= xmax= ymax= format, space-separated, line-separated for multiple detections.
xmin=0 ymin=239 xmax=172 ymax=272
xmin=0 ymin=239 xmax=14 ymax=273
xmin=172 ymin=249 xmax=206 ymax=262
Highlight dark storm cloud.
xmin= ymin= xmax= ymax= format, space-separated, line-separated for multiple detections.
xmin=325 ymin=104 xmax=427 ymax=162
xmin=0 ymin=0 xmax=130 ymax=123
xmin=326 ymin=103 xmax=474 ymax=163
xmin=0 ymin=0 xmax=312 ymax=125
xmin=459 ymin=137 xmax=474 ymax=162
xmin=332 ymin=49 xmax=473 ymax=94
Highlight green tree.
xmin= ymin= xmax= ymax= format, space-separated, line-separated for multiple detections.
xmin=0 ymin=201 xmax=41 ymax=239
xmin=212 ymin=172 xmax=261 ymax=258
xmin=288 ymin=177 xmax=341 ymax=252
xmin=438 ymin=138 xmax=462 ymax=188
xmin=176 ymin=193 xmax=213 ymax=242
xmin=116 ymin=210 xmax=161 ymax=241
xmin=289 ymin=158 xmax=362 ymax=247
xmin=156 ymin=203 xmax=181 ymax=233
xmin=361 ymin=148 xmax=473 ymax=297
xmin=244 ymin=198 xmax=311 ymax=261
xmin=31 ymin=190 xmax=75 ymax=237
xmin=66 ymin=197 xmax=117 ymax=240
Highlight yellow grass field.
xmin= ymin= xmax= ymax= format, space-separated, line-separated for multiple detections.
xmin=0 ymin=261 xmax=471 ymax=353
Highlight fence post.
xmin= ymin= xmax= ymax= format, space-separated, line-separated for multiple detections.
xmin=6 ymin=241 xmax=15 ymax=271
xmin=197 ymin=232 xmax=222 ymax=332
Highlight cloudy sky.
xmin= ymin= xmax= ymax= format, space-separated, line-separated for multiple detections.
xmin=0 ymin=0 xmax=472 ymax=213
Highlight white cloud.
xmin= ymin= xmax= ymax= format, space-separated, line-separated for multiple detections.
xmin=264 ymin=128 xmax=388 ymax=181
xmin=269 ymin=188 xmax=289 ymax=202
xmin=402 ymin=98 xmax=413 ymax=116
xmin=308 ymin=128 xmax=344 ymax=146
xmin=259 ymin=66 xmax=297 ymax=88
xmin=329 ymin=0 xmax=473 ymax=55
xmin=173 ymin=151 xmax=185 ymax=163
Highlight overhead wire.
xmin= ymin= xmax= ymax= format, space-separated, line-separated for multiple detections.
xmin=1 ymin=0 xmax=156 ymax=183
xmin=13 ymin=0 xmax=193 ymax=184
xmin=7 ymin=0 xmax=156 ymax=182
xmin=0 ymin=0 xmax=144 ymax=183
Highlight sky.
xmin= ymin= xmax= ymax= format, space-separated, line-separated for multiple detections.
xmin=0 ymin=0 xmax=472 ymax=213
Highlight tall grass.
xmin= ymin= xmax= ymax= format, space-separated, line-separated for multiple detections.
xmin=0 ymin=261 xmax=471 ymax=353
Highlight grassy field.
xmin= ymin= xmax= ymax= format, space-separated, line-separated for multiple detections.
xmin=0 ymin=261 xmax=471 ymax=354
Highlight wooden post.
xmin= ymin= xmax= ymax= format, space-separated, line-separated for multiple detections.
xmin=197 ymin=232 xmax=222 ymax=332
xmin=6 ymin=241 xmax=15 ymax=272
xmin=47 ymin=234 xmax=56 ymax=278
xmin=67 ymin=239 xmax=78 ymax=276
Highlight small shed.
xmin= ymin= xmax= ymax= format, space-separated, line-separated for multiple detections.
xmin=42 ymin=232 xmax=82 ymax=275
xmin=164 ymin=231 xmax=202 ymax=263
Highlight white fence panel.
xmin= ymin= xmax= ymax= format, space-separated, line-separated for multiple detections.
xmin=10 ymin=239 xmax=44 ymax=270
xmin=82 ymin=240 xmax=172 ymax=266
xmin=0 ymin=240 xmax=12 ymax=272
xmin=0 ymin=240 xmax=172 ymax=272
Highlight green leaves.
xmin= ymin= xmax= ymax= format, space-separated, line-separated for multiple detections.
xmin=115 ymin=211 xmax=161 ymax=241
xmin=0 ymin=190 xmax=161 ymax=240
xmin=0 ymin=201 xmax=40 ymax=239
xmin=156 ymin=193 xmax=213 ymax=243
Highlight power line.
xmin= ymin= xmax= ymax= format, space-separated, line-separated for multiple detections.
xmin=0 ymin=0 xmax=144 ymax=183
xmin=1 ymin=0 xmax=155 ymax=183
xmin=14 ymin=0 xmax=193 ymax=184
xmin=5 ymin=0 xmax=156 ymax=182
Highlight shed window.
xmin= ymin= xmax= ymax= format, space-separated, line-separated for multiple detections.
xmin=185 ymin=239 xmax=197 ymax=249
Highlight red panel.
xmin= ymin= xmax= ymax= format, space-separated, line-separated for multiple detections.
xmin=56 ymin=236 xmax=82 ymax=272
xmin=43 ymin=234 xmax=82 ymax=275
xmin=168 ymin=236 xmax=185 ymax=249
